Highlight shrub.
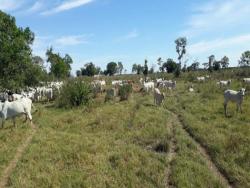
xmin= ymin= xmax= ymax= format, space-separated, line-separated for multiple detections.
xmin=56 ymin=80 xmax=93 ymax=108
xmin=186 ymin=72 xmax=196 ymax=82
xmin=118 ymin=84 xmax=132 ymax=101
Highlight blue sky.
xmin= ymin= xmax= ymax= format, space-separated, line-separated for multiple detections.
xmin=1 ymin=0 xmax=250 ymax=74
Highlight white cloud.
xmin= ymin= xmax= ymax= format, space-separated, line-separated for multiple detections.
xmin=115 ymin=29 xmax=139 ymax=42
xmin=32 ymin=34 xmax=91 ymax=58
xmin=183 ymin=0 xmax=250 ymax=37
xmin=27 ymin=1 xmax=43 ymax=13
xmin=189 ymin=34 xmax=250 ymax=54
xmin=55 ymin=35 xmax=89 ymax=46
xmin=41 ymin=0 xmax=94 ymax=15
xmin=0 ymin=0 xmax=24 ymax=11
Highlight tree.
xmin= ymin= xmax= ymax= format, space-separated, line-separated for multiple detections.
xmin=143 ymin=59 xmax=148 ymax=79
xmin=208 ymin=55 xmax=215 ymax=72
xmin=162 ymin=58 xmax=177 ymax=73
xmin=149 ymin=67 xmax=154 ymax=74
xmin=132 ymin=64 xmax=138 ymax=73
xmin=76 ymin=70 xmax=81 ymax=77
xmin=32 ymin=56 xmax=44 ymax=68
xmin=175 ymin=37 xmax=187 ymax=66
xmin=157 ymin=57 xmax=164 ymax=72
xmin=80 ymin=62 xmax=100 ymax=77
xmin=202 ymin=62 xmax=209 ymax=69
xmin=24 ymin=63 xmax=47 ymax=86
xmin=0 ymin=10 xmax=36 ymax=89
xmin=46 ymin=47 xmax=72 ymax=79
xmin=221 ymin=56 xmax=229 ymax=68
xmin=239 ymin=51 xmax=250 ymax=67
xmin=106 ymin=62 xmax=117 ymax=76
xmin=132 ymin=64 xmax=143 ymax=74
xmin=117 ymin=62 xmax=123 ymax=75
xmin=187 ymin=61 xmax=199 ymax=71
xmin=213 ymin=61 xmax=221 ymax=71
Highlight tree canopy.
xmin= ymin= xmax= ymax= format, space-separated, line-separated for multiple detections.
xmin=175 ymin=37 xmax=187 ymax=65
xmin=77 ymin=62 xmax=101 ymax=77
xmin=221 ymin=56 xmax=229 ymax=68
xmin=0 ymin=10 xmax=39 ymax=89
xmin=162 ymin=59 xmax=177 ymax=73
xmin=239 ymin=51 xmax=250 ymax=67
xmin=187 ymin=61 xmax=199 ymax=71
xmin=117 ymin=62 xmax=124 ymax=75
xmin=132 ymin=64 xmax=143 ymax=74
xmin=105 ymin=62 xmax=117 ymax=76
xmin=143 ymin=59 xmax=148 ymax=77
xmin=46 ymin=47 xmax=72 ymax=79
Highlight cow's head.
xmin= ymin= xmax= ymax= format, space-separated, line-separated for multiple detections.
xmin=239 ymin=88 xmax=246 ymax=96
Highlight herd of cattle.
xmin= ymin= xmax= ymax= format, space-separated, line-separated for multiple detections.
xmin=0 ymin=77 xmax=250 ymax=128
xmin=0 ymin=81 xmax=63 ymax=128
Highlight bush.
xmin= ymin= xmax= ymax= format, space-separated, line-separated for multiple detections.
xmin=118 ymin=84 xmax=132 ymax=101
xmin=56 ymin=80 xmax=93 ymax=108
xmin=174 ymin=65 xmax=181 ymax=78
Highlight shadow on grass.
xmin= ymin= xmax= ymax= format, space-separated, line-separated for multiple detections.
xmin=142 ymin=103 xmax=156 ymax=108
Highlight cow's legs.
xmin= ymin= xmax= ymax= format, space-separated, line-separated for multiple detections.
xmin=1 ymin=119 xmax=4 ymax=129
xmin=224 ymin=101 xmax=228 ymax=117
xmin=12 ymin=118 xmax=16 ymax=128
xmin=23 ymin=114 xmax=28 ymax=123
xmin=239 ymin=102 xmax=243 ymax=113
xmin=27 ymin=112 xmax=32 ymax=123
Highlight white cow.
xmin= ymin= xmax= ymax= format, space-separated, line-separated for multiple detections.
xmin=0 ymin=92 xmax=8 ymax=102
xmin=154 ymin=88 xmax=165 ymax=106
xmin=189 ymin=85 xmax=194 ymax=92
xmin=217 ymin=80 xmax=231 ymax=88
xmin=158 ymin=80 xmax=176 ymax=90
xmin=197 ymin=76 xmax=205 ymax=82
xmin=45 ymin=88 xmax=53 ymax=101
xmin=224 ymin=88 xmax=245 ymax=116
xmin=143 ymin=82 xmax=154 ymax=92
xmin=94 ymin=80 xmax=106 ymax=86
xmin=112 ymin=80 xmax=123 ymax=87
xmin=139 ymin=78 xmax=144 ymax=85
xmin=12 ymin=94 xmax=23 ymax=101
xmin=0 ymin=97 xmax=33 ymax=128
xmin=155 ymin=78 xmax=163 ymax=85
xmin=243 ymin=78 xmax=250 ymax=84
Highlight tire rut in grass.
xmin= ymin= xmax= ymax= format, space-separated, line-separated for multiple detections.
xmin=168 ymin=110 xmax=233 ymax=188
xmin=165 ymin=119 xmax=177 ymax=188
xmin=0 ymin=123 xmax=37 ymax=188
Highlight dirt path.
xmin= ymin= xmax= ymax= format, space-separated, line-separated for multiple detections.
xmin=168 ymin=110 xmax=233 ymax=188
xmin=0 ymin=123 xmax=37 ymax=188
xmin=165 ymin=119 xmax=177 ymax=188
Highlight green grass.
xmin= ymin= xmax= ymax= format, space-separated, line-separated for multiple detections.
xmin=1 ymin=73 xmax=250 ymax=187
xmin=164 ymin=79 xmax=250 ymax=187
xmin=8 ymin=95 xmax=172 ymax=187
xmin=0 ymin=119 xmax=32 ymax=177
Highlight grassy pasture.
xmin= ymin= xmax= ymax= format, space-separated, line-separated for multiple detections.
xmin=164 ymin=79 xmax=250 ymax=187
xmin=0 ymin=69 xmax=250 ymax=187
